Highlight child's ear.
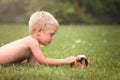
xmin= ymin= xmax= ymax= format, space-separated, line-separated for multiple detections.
xmin=36 ymin=28 xmax=42 ymax=35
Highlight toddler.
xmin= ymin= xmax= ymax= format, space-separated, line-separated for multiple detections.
xmin=0 ymin=11 xmax=76 ymax=66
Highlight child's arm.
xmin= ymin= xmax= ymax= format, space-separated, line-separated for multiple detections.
xmin=38 ymin=56 xmax=76 ymax=66
xmin=29 ymin=40 xmax=76 ymax=66
xmin=27 ymin=56 xmax=40 ymax=65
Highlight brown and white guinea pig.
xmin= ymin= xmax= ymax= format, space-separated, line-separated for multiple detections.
xmin=70 ymin=54 xmax=90 ymax=68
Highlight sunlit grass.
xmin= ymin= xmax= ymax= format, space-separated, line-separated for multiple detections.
xmin=0 ymin=24 xmax=120 ymax=80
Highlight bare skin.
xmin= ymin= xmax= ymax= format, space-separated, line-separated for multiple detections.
xmin=0 ymin=24 xmax=76 ymax=66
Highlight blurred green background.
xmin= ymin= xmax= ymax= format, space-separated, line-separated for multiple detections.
xmin=0 ymin=1 xmax=120 ymax=80
xmin=0 ymin=0 xmax=120 ymax=25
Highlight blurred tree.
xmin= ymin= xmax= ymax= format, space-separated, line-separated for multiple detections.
xmin=81 ymin=0 xmax=120 ymax=24
xmin=0 ymin=0 xmax=26 ymax=23
xmin=0 ymin=0 xmax=119 ymax=24
xmin=25 ymin=0 xmax=120 ymax=24
xmin=26 ymin=0 xmax=95 ymax=24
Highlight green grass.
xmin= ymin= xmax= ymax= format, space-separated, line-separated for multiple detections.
xmin=0 ymin=24 xmax=120 ymax=80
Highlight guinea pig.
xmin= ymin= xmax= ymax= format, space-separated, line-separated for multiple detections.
xmin=70 ymin=54 xmax=90 ymax=68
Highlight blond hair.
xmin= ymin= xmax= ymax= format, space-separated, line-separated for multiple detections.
xmin=28 ymin=11 xmax=59 ymax=34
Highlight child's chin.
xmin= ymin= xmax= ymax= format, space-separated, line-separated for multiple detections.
xmin=42 ymin=43 xmax=49 ymax=46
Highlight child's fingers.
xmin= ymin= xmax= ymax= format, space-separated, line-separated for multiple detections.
xmin=65 ymin=56 xmax=76 ymax=64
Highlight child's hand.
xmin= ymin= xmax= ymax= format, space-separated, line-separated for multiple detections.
xmin=64 ymin=56 xmax=76 ymax=64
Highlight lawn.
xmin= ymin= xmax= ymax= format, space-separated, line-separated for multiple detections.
xmin=0 ymin=24 xmax=120 ymax=80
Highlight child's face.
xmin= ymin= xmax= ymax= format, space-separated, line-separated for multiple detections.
xmin=38 ymin=24 xmax=58 ymax=46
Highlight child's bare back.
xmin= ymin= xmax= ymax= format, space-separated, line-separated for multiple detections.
xmin=0 ymin=36 xmax=35 ymax=64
